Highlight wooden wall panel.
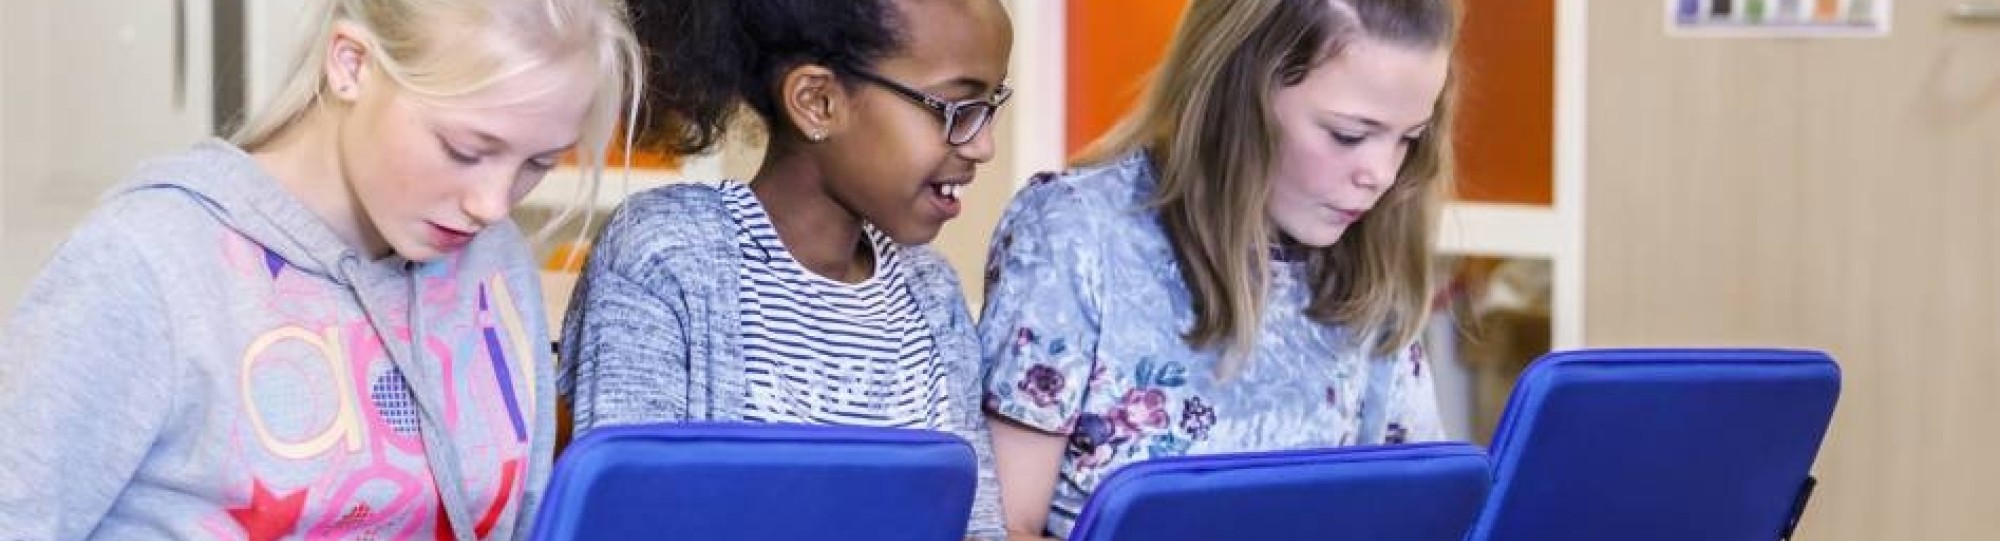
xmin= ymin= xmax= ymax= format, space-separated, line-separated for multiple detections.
xmin=1583 ymin=1 xmax=2000 ymax=537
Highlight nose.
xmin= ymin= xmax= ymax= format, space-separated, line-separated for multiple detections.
xmin=1353 ymin=169 xmax=1387 ymax=191
xmin=462 ymin=172 xmax=513 ymax=227
xmin=954 ymin=117 xmax=999 ymax=164
xmin=1352 ymin=142 xmax=1403 ymax=192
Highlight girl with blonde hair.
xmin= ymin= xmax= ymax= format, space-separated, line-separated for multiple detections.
xmin=0 ymin=0 xmax=640 ymax=537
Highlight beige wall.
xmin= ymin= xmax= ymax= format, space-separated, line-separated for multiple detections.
xmin=1583 ymin=1 xmax=2000 ymax=537
xmin=929 ymin=105 xmax=1020 ymax=312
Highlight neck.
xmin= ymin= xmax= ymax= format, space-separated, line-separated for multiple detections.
xmin=749 ymin=146 xmax=871 ymax=283
xmin=249 ymin=107 xmax=391 ymax=259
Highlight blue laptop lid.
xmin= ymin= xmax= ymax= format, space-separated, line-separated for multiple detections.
xmin=1470 ymin=348 xmax=1840 ymax=541
xmin=532 ymin=423 xmax=978 ymax=541
xmin=1069 ymin=442 xmax=1491 ymax=541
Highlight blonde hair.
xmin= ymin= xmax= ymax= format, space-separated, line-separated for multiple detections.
xmin=231 ymin=0 xmax=644 ymax=237
xmin=1077 ymin=0 xmax=1459 ymax=374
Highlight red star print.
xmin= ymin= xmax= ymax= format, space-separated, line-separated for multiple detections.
xmin=228 ymin=479 xmax=308 ymax=541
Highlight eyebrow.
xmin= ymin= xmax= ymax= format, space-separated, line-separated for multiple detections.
xmin=926 ymin=76 xmax=996 ymax=98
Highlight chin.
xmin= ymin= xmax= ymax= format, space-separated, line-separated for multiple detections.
xmin=397 ymin=248 xmax=440 ymax=263
xmin=1283 ymin=228 xmax=1346 ymax=248
xmin=389 ymin=240 xmax=443 ymax=263
xmin=879 ymin=222 xmax=944 ymax=246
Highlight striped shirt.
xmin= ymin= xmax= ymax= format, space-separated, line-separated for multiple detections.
xmin=722 ymin=182 xmax=952 ymax=428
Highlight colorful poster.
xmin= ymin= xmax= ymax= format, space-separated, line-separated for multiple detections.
xmin=1668 ymin=0 xmax=1892 ymax=37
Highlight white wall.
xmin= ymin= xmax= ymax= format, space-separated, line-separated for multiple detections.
xmin=0 ymin=0 xmax=221 ymax=311
xmin=0 ymin=3 xmax=11 ymax=252
xmin=1 ymin=1 xmax=52 ymax=311
xmin=246 ymin=1 xmax=315 ymax=122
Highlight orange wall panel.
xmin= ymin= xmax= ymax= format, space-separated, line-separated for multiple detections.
xmin=1453 ymin=0 xmax=1555 ymax=205
xmin=1065 ymin=1 xmax=1189 ymax=157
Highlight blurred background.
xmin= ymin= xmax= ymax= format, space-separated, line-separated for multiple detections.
xmin=2 ymin=1 xmax=1995 ymax=537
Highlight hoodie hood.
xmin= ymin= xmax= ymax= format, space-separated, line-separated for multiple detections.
xmin=114 ymin=138 xmax=411 ymax=284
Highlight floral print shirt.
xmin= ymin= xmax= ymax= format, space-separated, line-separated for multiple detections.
xmin=979 ymin=152 xmax=1445 ymax=538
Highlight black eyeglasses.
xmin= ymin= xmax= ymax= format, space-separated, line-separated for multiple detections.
xmin=848 ymin=69 xmax=1012 ymax=146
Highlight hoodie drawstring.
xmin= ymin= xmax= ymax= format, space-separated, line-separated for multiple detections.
xmin=345 ymin=257 xmax=479 ymax=541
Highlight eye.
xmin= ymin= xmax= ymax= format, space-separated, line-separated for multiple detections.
xmin=1404 ymin=126 xmax=1430 ymax=144
xmin=439 ymin=136 xmax=480 ymax=165
xmin=524 ymin=157 xmax=558 ymax=174
xmin=1330 ymin=130 xmax=1368 ymax=146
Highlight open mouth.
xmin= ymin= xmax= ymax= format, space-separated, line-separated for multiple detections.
xmin=428 ymin=221 xmax=477 ymax=250
xmin=1331 ymin=207 xmax=1367 ymax=224
xmin=931 ymin=182 xmax=966 ymax=200
xmin=927 ymin=180 xmax=969 ymax=219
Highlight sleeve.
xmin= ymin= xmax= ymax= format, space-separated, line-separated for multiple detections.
xmin=883 ymin=245 xmax=1009 ymax=541
xmin=1369 ymin=340 xmax=1448 ymax=444
xmin=977 ymin=182 xmax=1104 ymax=435
xmin=962 ymin=360 xmax=1008 ymax=541
xmin=925 ymin=256 xmax=1006 ymax=541
xmin=0 ymin=223 xmax=177 ymax=540
xmin=557 ymin=217 xmax=695 ymax=435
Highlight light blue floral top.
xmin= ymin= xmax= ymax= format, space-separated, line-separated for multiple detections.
xmin=979 ymin=151 xmax=1445 ymax=538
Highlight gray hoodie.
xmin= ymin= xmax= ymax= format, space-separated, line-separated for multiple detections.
xmin=0 ymin=140 xmax=555 ymax=540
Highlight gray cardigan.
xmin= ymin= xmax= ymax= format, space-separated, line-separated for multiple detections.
xmin=558 ymin=183 xmax=1004 ymax=539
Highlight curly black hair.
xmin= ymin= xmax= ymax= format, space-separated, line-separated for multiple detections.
xmin=628 ymin=0 xmax=907 ymax=155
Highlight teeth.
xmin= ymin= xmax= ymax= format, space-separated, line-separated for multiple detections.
xmin=938 ymin=183 xmax=964 ymax=200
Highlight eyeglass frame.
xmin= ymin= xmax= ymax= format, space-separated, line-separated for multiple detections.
xmin=846 ymin=68 xmax=1012 ymax=146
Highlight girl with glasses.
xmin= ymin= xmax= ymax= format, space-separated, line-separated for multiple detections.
xmin=558 ymin=1 xmax=1012 ymax=538
xmin=979 ymin=1 xmax=1461 ymax=538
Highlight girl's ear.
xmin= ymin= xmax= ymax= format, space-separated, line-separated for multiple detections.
xmin=324 ymin=21 xmax=372 ymax=103
xmin=778 ymin=64 xmax=851 ymax=142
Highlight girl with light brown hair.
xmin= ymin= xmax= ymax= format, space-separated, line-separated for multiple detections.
xmin=977 ymin=1 xmax=1461 ymax=538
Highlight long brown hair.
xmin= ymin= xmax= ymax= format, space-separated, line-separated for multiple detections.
xmin=1076 ymin=0 xmax=1459 ymax=375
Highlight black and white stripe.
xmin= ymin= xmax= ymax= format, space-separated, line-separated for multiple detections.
xmin=722 ymin=182 xmax=951 ymax=428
